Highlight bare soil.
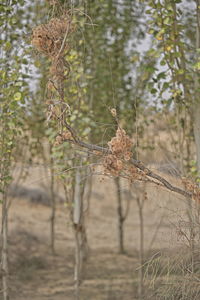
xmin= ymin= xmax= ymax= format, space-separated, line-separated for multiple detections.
xmin=0 ymin=172 xmax=196 ymax=300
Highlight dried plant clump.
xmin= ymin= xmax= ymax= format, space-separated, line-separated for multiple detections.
xmin=128 ymin=165 xmax=145 ymax=181
xmin=182 ymin=178 xmax=200 ymax=202
xmin=32 ymin=14 xmax=75 ymax=125
xmin=54 ymin=130 xmax=73 ymax=146
xmin=104 ymin=127 xmax=150 ymax=182
xmin=32 ymin=15 xmax=75 ymax=85
xmin=32 ymin=16 xmax=72 ymax=59
xmin=110 ymin=108 xmax=117 ymax=117
xmin=104 ymin=127 xmax=133 ymax=176
xmin=103 ymin=154 xmax=124 ymax=176
xmin=108 ymin=127 xmax=132 ymax=161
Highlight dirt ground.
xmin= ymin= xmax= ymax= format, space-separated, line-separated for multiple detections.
xmin=1 ymin=168 xmax=198 ymax=300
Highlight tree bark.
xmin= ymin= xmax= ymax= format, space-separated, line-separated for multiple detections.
xmin=1 ymin=190 xmax=9 ymax=300
xmin=194 ymin=106 xmax=200 ymax=174
xmin=50 ymin=156 xmax=56 ymax=255
xmin=115 ymin=177 xmax=125 ymax=254
xmin=73 ymin=168 xmax=88 ymax=300
xmin=194 ymin=0 xmax=200 ymax=174
xmin=137 ymin=197 xmax=144 ymax=300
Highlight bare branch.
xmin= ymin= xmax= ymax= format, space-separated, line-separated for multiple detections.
xmin=63 ymin=122 xmax=192 ymax=200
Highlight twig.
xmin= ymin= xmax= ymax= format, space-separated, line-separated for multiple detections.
xmin=63 ymin=121 xmax=193 ymax=200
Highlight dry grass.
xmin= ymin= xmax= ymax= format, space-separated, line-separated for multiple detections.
xmin=1 ymin=165 xmax=200 ymax=299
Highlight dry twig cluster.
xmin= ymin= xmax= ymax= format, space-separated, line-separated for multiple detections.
xmin=182 ymin=178 xmax=200 ymax=203
xmin=32 ymin=14 xmax=75 ymax=129
xmin=32 ymin=16 xmax=72 ymax=59
xmin=32 ymin=14 xmax=75 ymax=82
xmin=54 ymin=130 xmax=73 ymax=146
xmin=103 ymin=127 xmax=132 ymax=176
xmin=31 ymin=15 xmax=74 ymax=82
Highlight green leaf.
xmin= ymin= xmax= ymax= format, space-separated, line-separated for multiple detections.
xmin=3 ymin=175 xmax=12 ymax=183
xmin=163 ymin=82 xmax=169 ymax=90
xmin=194 ymin=62 xmax=200 ymax=70
xmin=160 ymin=60 xmax=166 ymax=66
xmin=151 ymin=88 xmax=157 ymax=94
xmin=4 ymin=41 xmax=12 ymax=51
xmin=145 ymin=9 xmax=152 ymax=15
xmin=163 ymin=17 xmax=171 ymax=25
xmin=157 ymin=72 xmax=166 ymax=80
xmin=14 ymin=92 xmax=22 ymax=101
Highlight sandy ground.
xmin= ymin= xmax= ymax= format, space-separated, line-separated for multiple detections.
xmin=0 ymin=168 xmax=198 ymax=300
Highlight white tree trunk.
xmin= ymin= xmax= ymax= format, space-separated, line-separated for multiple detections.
xmin=73 ymin=168 xmax=87 ymax=300
xmin=193 ymin=105 xmax=200 ymax=173
xmin=73 ymin=169 xmax=82 ymax=225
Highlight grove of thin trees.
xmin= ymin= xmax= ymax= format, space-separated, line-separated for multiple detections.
xmin=1 ymin=0 xmax=200 ymax=299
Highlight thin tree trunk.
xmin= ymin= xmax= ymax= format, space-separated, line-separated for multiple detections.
xmin=194 ymin=0 xmax=200 ymax=174
xmin=134 ymin=185 xmax=146 ymax=300
xmin=73 ymin=168 xmax=82 ymax=293
xmin=193 ymin=0 xmax=200 ymax=251
xmin=193 ymin=106 xmax=200 ymax=173
xmin=186 ymin=198 xmax=195 ymax=274
xmin=137 ymin=196 xmax=144 ymax=300
xmin=74 ymin=228 xmax=81 ymax=300
xmin=114 ymin=177 xmax=125 ymax=254
xmin=84 ymin=174 xmax=93 ymax=215
xmin=73 ymin=168 xmax=88 ymax=300
xmin=1 ymin=190 xmax=9 ymax=300
xmin=50 ymin=155 xmax=55 ymax=255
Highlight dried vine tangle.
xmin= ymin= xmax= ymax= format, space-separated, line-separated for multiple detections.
xmin=31 ymin=11 xmax=200 ymax=204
